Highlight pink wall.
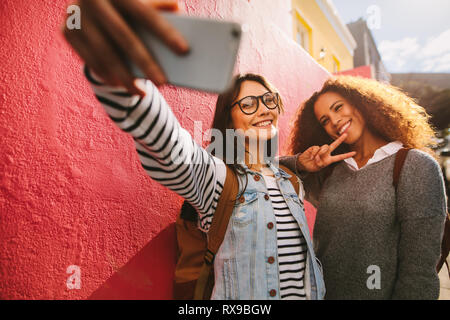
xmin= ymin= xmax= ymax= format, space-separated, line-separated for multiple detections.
xmin=0 ymin=0 xmax=329 ymax=299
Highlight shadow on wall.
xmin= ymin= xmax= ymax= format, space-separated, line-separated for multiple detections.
xmin=88 ymin=224 xmax=177 ymax=300
xmin=87 ymin=202 xmax=317 ymax=300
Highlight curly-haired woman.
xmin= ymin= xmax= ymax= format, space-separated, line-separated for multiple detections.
xmin=279 ymin=76 xmax=447 ymax=299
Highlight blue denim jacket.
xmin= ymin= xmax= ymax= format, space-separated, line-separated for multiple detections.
xmin=210 ymin=162 xmax=325 ymax=300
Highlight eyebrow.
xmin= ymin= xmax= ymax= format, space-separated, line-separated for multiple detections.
xmin=240 ymin=91 xmax=271 ymax=100
xmin=232 ymin=92 xmax=272 ymax=106
xmin=329 ymin=100 xmax=343 ymax=110
xmin=319 ymin=100 xmax=343 ymax=123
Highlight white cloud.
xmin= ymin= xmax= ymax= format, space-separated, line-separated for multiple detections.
xmin=378 ymin=37 xmax=419 ymax=72
xmin=379 ymin=37 xmax=420 ymax=61
xmin=421 ymin=29 xmax=450 ymax=57
xmin=378 ymin=29 xmax=450 ymax=73
xmin=421 ymin=52 xmax=450 ymax=73
xmin=419 ymin=29 xmax=450 ymax=72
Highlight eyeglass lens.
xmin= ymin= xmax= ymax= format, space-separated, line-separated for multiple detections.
xmin=239 ymin=93 xmax=278 ymax=114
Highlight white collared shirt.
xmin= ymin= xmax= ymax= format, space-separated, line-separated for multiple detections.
xmin=344 ymin=141 xmax=404 ymax=171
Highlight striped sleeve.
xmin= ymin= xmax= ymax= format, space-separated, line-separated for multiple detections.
xmin=84 ymin=67 xmax=226 ymax=232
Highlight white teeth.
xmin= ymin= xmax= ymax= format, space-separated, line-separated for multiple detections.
xmin=254 ymin=120 xmax=271 ymax=127
xmin=339 ymin=121 xmax=351 ymax=135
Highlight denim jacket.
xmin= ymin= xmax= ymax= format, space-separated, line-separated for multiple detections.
xmin=210 ymin=162 xmax=326 ymax=300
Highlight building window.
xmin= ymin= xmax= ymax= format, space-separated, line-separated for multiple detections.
xmin=332 ymin=55 xmax=341 ymax=73
xmin=296 ymin=22 xmax=310 ymax=52
xmin=294 ymin=11 xmax=312 ymax=54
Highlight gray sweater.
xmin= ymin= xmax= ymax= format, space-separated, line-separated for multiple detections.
xmin=279 ymin=149 xmax=446 ymax=299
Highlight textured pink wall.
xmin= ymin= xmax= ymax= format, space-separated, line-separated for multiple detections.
xmin=0 ymin=0 xmax=329 ymax=299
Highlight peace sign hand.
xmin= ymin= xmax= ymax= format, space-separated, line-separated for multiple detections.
xmin=297 ymin=133 xmax=356 ymax=172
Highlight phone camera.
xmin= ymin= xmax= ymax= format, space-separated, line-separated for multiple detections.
xmin=231 ymin=27 xmax=241 ymax=38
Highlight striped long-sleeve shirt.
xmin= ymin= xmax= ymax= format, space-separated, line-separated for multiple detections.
xmin=85 ymin=67 xmax=226 ymax=232
xmin=265 ymin=176 xmax=307 ymax=299
xmin=86 ymin=68 xmax=307 ymax=299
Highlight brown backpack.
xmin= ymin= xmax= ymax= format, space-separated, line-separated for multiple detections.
xmin=173 ymin=164 xmax=300 ymax=300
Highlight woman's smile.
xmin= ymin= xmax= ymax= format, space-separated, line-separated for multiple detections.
xmin=337 ymin=120 xmax=351 ymax=136
xmin=252 ymin=119 xmax=273 ymax=128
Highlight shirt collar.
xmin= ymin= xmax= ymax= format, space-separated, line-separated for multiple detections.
xmin=344 ymin=141 xmax=404 ymax=171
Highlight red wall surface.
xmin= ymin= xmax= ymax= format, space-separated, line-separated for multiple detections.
xmin=336 ymin=65 xmax=373 ymax=79
xmin=0 ymin=0 xmax=329 ymax=299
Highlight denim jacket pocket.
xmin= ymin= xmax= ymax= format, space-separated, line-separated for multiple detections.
xmin=232 ymin=192 xmax=258 ymax=226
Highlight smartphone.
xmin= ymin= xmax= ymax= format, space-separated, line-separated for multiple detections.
xmin=128 ymin=12 xmax=242 ymax=93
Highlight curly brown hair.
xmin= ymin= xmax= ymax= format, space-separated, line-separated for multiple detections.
xmin=288 ymin=76 xmax=437 ymax=157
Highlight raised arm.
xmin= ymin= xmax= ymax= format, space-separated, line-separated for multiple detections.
xmin=63 ymin=0 xmax=224 ymax=232
xmin=86 ymin=68 xmax=226 ymax=232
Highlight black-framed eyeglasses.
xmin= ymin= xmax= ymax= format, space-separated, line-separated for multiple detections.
xmin=231 ymin=92 xmax=280 ymax=115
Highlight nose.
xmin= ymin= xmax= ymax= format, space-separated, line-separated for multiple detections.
xmin=330 ymin=114 xmax=342 ymax=128
xmin=256 ymin=98 xmax=271 ymax=115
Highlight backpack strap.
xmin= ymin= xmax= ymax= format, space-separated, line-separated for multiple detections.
xmin=393 ymin=148 xmax=411 ymax=191
xmin=194 ymin=165 xmax=239 ymax=299
xmin=279 ymin=164 xmax=300 ymax=195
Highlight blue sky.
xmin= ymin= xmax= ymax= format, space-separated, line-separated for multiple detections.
xmin=332 ymin=0 xmax=450 ymax=73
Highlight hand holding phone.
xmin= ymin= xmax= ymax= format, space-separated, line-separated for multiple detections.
xmin=62 ymin=0 xmax=189 ymax=95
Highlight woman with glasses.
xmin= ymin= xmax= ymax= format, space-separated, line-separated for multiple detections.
xmin=62 ymin=0 xmax=359 ymax=299
xmin=83 ymin=68 xmax=339 ymax=299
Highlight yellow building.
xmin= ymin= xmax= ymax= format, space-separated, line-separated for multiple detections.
xmin=292 ymin=0 xmax=356 ymax=73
